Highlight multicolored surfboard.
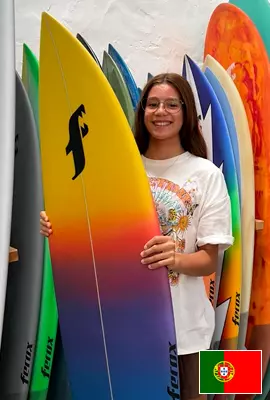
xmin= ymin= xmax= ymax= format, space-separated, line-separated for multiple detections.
xmin=102 ymin=51 xmax=134 ymax=127
xmin=183 ymin=55 xmax=242 ymax=351
xmin=22 ymin=43 xmax=58 ymax=400
xmin=0 ymin=0 xmax=15 ymax=349
xmin=39 ymin=12 xmax=179 ymax=399
xmin=205 ymin=2 xmax=270 ymax=380
xmin=108 ymin=44 xmax=140 ymax=109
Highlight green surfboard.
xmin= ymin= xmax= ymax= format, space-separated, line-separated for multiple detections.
xmin=102 ymin=51 xmax=134 ymax=128
xmin=22 ymin=43 xmax=58 ymax=400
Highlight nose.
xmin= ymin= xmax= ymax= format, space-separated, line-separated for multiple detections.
xmin=155 ymin=102 xmax=168 ymax=114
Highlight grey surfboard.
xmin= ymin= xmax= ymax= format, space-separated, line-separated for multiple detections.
xmin=0 ymin=0 xmax=16 ymax=347
xmin=76 ymin=33 xmax=102 ymax=68
xmin=0 ymin=73 xmax=44 ymax=399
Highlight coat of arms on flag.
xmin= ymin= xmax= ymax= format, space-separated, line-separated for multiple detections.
xmin=214 ymin=361 xmax=235 ymax=382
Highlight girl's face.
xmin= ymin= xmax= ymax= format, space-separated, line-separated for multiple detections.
xmin=144 ymin=83 xmax=184 ymax=142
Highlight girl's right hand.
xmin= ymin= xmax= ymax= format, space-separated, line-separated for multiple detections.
xmin=40 ymin=211 xmax=53 ymax=237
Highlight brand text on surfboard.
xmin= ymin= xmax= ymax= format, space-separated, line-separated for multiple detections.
xmin=232 ymin=291 xmax=241 ymax=326
xmin=66 ymin=104 xmax=89 ymax=180
xmin=20 ymin=342 xmax=34 ymax=384
xmin=209 ymin=279 xmax=215 ymax=304
xmin=167 ymin=342 xmax=180 ymax=399
xmin=41 ymin=336 xmax=54 ymax=379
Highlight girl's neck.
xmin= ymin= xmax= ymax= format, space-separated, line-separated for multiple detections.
xmin=144 ymin=138 xmax=185 ymax=160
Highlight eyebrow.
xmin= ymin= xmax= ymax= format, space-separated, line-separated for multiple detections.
xmin=147 ymin=96 xmax=180 ymax=100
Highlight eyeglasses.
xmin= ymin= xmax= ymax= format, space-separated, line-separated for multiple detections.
xmin=142 ymin=97 xmax=184 ymax=113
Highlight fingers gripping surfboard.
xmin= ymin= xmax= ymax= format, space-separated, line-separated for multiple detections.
xmin=39 ymin=13 xmax=179 ymax=400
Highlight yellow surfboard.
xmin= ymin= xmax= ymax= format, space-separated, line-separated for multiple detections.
xmin=39 ymin=12 xmax=179 ymax=399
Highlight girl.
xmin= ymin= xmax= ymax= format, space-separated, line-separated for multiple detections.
xmin=40 ymin=73 xmax=233 ymax=400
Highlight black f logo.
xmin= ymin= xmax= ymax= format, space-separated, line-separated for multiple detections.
xmin=66 ymin=104 xmax=89 ymax=180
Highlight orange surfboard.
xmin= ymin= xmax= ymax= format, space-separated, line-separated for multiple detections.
xmin=205 ymin=2 xmax=270 ymax=379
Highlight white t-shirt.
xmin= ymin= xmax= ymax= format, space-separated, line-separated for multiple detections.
xmin=142 ymin=151 xmax=234 ymax=355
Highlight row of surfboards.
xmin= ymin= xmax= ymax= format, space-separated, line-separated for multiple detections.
xmin=0 ymin=0 xmax=269 ymax=399
xmin=204 ymin=3 xmax=270 ymax=400
xmin=1 ymin=6 xmax=178 ymax=400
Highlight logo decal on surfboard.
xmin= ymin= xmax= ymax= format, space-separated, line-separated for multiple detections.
xmin=20 ymin=342 xmax=34 ymax=384
xmin=66 ymin=104 xmax=88 ymax=180
xmin=41 ymin=336 xmax=54 ymax=379
xmin=167 ymin=342 xmax=180 ymax=399
xmin=232 ymin=291 xmax=241 ymax=326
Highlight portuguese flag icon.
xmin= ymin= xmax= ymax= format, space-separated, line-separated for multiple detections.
xmin=199 ymin=350 xmax=262 ymax=394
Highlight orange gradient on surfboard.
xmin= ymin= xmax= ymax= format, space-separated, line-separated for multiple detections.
xmin=39 ymin=13 xmax=179 ymax=398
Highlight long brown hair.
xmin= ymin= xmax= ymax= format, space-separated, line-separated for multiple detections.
xmin=134 ymin=73 xmax=207 ymax=159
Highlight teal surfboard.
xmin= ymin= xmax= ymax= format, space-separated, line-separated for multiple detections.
xmin=230 ymin=0 xmax=270 ymax=59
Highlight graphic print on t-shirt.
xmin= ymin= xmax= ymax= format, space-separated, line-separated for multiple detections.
xmin=149 ymin=177 xmax=199 ymax=286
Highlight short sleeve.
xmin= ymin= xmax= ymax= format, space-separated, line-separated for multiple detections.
xmin=196 ymin=168 xmax=234 ymax=251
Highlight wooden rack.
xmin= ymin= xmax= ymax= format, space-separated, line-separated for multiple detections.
xmin=9 ymin=246 xmax=18 ymax=263
xmin=7 ymin=219 xmax=264 ymax=265
xmin=255 ymin=219 xmax=264 ymax=231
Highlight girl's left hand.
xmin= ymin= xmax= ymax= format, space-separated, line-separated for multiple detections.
xmin=141 ymin=235 xmax=176 ymax=270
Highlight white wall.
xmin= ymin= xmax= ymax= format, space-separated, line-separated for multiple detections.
xmin=15 ymin=0 xmax=227 ymax=87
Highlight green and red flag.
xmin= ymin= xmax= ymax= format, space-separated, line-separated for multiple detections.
xmin=199 ymin=350 xmax=262 ymax=394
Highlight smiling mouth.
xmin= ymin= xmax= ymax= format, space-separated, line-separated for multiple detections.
xmin=153 ymin=121 xmax=172 ymax=126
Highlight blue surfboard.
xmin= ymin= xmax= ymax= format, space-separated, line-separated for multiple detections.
xmin=182 ymin=55 xmax=242 ymax=350
xmin=204 ymin=67 xmax=241 ymax=203
xmin=108 ymin=44 xmax=140 ymax=109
